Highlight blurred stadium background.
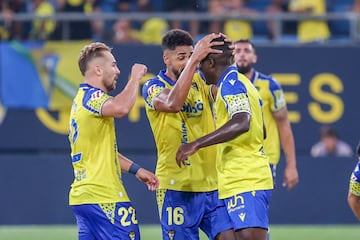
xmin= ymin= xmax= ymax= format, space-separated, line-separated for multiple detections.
xmin=1 ymin=0 xmax=360 ymax=239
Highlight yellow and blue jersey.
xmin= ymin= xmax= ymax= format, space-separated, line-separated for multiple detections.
xmin=250 ymin=70 xmax=286 ymax=165
xmin=214 ymin=66 xmax=273 ymax=199
xmin=68 ymin=83 xmax=129 ymax=205
xmin=142 ymin=70 xmax=218 ymax=192
xmin=350 ymin=162 xmax=360 ymax=196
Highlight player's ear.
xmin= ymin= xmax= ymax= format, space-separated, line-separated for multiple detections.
xmin=163 ymin=54 xmax=169 ymax=64
xmin=163 ymin=50 xmax=172 ymax=66
xmin=208 ymin=57 xmax=216 ymax=68
xmin=95 ymin=65 xmax=102 ymax=76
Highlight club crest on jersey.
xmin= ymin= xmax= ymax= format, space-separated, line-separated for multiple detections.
xmin=168 ymin=230 xmax=175 ymax=240
xmin=147 ymin=84 xmax=157 ymax=96
xmin=128 ymin=230 xmax=136 ymax=240
xmin=91 ymin=90 xmax=103 ymax=100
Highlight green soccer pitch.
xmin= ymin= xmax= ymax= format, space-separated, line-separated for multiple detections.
xmin=0 ymin=225 xmax=359 ymax=240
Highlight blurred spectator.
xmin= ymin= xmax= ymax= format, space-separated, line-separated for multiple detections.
xmin=288 ymin=0 xmax=330 ymax=43
xmin=163 ymin=0 xmax=200 ymax=38
xmin=353 ymin=0 xmax=360 ymax=12
xmin=266 ymin=0 xmax=297 ymax=40
xmin=138 ymin=17 xmax=168 ymax=44
xmin=93 ymin=0 xmax=132 ymax=40
xmin=131 ymin=0 xmax=153 ymax=29
xmin=352 ymin=0 xmax=360 ymax=38
xmin=0 ymin=0 xmax=26 ymax=40
xmin=51 ymin=0 xmax=93 ymax=40
xmin=134 ymin=0 xmax=152 ymax=12
xmin=208 ymin=0 xmax=255 ymax=41
xmin=94 ymin=0 xmax=130 ymax=12
xmin=111 ymin=18 xmax=141 ymax=43
xmin=311 ymin=125 xmax=353 ymax=157
xmin=28 ymin=0 xmax=56 ymax=40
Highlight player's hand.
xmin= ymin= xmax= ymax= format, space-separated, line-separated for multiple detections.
xmin=190 ymin=33 xmax=228 ymax=63
xmin=135 ymin=168 xmax=159 ymax=191
xmin=131 ymin=63 xmax=147 ymax=81
xmin=283 ymin=165 xmax=299 ymax=190
xmin=176 ymin=142 xmax=198 ymax=168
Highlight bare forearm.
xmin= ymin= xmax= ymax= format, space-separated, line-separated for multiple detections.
xmin=165 ymin=58 xmax=199 ymax=110
xmin=118 ymin=152 xmax=134 ymax=172
xmin=195 ymin=113 xmax=250 ymax=149
xmin=348 ymin=193 xmax=360 ymax=220
xmin=114 ymin=79 xmax=139 ymax=111
xmin=274 ymin=109 xmax=297 ymax=166
xmin=278 ymin=120 xmax=297 ymax=166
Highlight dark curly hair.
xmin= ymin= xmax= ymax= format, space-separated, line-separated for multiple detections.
xmin=202 ymin=35 xmax=233 ymax=66
xmin=161 ymin=29 xmax=193 ymax=51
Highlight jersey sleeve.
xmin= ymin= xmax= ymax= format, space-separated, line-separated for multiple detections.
xmin=350 ymin=162 xmax=360 ymax=196
xmin=142 ymin=78 xmax=165 ymax=110
xmin=83 ymin=88 xmax=111 ymax=115
xmin=269 ymin=77 xmax=286 ymax=112
xmin=220 ymin=71 xmax=251 ymax=119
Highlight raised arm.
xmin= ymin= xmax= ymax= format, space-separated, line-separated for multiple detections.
xmin=102 ymin=63 xmax=147 ymax=118
xmin=153 ymin=33 xmax=225 ymax=112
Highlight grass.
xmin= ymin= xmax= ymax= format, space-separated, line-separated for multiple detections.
xmin=0 ymin=224 xmax=359 ymax=240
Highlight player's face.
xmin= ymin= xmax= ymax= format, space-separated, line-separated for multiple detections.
xmin=101 ymin=51 xmax=120 ymax=92
xmin=164 ymin=45 xmax=193 ymax=80
xmin=199 ymin=57 xmax=216 ymax=85
xmin=233 ymin=42 xmax=257 ymax=74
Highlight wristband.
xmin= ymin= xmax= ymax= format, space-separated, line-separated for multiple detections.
xmin=129 ymin=163 xmax=141 ymax=175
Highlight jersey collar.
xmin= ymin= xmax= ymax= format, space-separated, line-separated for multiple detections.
xmin=250 ymin=69 xmax=259 ymax=84
xmin=158 ymin=70 xmax=176 ymax=86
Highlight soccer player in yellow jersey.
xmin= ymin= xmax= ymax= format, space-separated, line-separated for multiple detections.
xmin=233 ymin=39 xmax=299 ymax=190
xmin=142 ymin=30 xmax=235 ymax=240
xmin=348 ymin=143 xmax=360 ymax=221
xmin=176 ymin=36 xmax=273 ymax=240
xmin=68 ymin=42 xmax=159 ymax=240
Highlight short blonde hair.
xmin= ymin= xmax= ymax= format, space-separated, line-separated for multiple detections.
xmin=78 ymin=42 xmax=111 ymax=76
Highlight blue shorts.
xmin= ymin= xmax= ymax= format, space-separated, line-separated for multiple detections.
xmin=72 ymin=202 xmax=140 ymax=240
xmin=223 ymin=190 xmax=272 ymax=231
xmin=157 ymin=189 xmax=233 ymax=240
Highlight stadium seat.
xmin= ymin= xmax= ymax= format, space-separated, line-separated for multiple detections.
xmin=245 ymin=0 xmax=271 ymax=38
xmin=329 ymin=1 xmax=352 ymax=39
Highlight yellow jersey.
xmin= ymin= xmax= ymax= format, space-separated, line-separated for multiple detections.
xmin=142 ymin=70 xmax=218 ymax=192
xmin=214 ymin=66 xmax=273 ymax=199
xmin=68 ymin=83 xmax=129 ymax=205
xmin=250 ymin=70 xmax=286 ymax=165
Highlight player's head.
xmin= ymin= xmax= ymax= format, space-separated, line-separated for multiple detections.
xmin=233 ymin=39 xmax=257 ymax=75
xmin=198 ymin=35 xmax=233 ymax=85
xmin=356 ymin=142 xmax=360 ymax=158
xmin=78 ymin=42 xmax=120 ymax=92
xmin=161 ymin=29 xmax=194 ymax=80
